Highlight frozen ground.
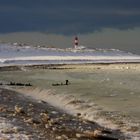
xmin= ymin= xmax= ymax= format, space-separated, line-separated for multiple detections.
xmin=0 ymin=43 xmax=140 ymax=66
xmin=0 ymin=117 xmax=31 ymax=140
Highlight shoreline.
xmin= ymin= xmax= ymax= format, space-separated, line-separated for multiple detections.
xmin=1 ymin=63 xmax=140 ymax=139
xmin=0 ymin=87 xmax=124 ymax=140
xmin=0 ymin=62 xmax=140 ymax=71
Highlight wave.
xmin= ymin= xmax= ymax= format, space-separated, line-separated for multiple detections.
xmin=12 ymin=87 xmax=140 ymax=140
xmin=0 ymin=55 xmax=140 ymax=66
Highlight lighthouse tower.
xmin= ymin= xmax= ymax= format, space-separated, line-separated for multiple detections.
xmin=74 ymin=36 xmax=78 ymax=49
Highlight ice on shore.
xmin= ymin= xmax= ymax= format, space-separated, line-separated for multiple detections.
xmin=0 ymin=117 xmax=30 ymax=139
xmin=15 ymin=87 xmax=140 ymax=140
xmin=0 ymin=43 xmax=140 ymax=65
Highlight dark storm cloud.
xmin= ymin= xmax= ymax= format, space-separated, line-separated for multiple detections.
xmin=0 ymin=0 xmax=140 ymax=34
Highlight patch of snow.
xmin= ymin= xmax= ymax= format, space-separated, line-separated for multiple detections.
xmin=0 ymin=43 xmax=140 ymax=66
xmin=0 ymin=117 xmax=31 ymax=140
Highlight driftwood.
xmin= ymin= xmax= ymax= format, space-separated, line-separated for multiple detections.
xmin=5 ymin=82 xmax=32 ymax=86
xmin=52 ymin=80 xmax=70 ymax=86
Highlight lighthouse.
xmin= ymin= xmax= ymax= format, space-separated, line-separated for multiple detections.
xmin=74 ymin=36 xmax=78 ymax=49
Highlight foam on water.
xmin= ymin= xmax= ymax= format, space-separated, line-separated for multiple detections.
xmin=12 ymin=87 xmax=140 ymax=140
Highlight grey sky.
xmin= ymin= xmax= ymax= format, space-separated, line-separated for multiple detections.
xmin=0 ymin=0 xmax=140 ymax=33
xmin=0 ymin=0 xmax=140 ymax=54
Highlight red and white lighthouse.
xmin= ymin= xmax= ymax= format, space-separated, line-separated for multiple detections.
xmin=74 ymin=36 xmax=78 ymax=49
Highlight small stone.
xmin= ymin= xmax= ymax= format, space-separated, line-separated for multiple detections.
xmin=40 ymin=112 xmax=50 ymax=123
xmin=80 ymin=128 xmax=84 ymax=131
xmin=61 ymin=134 xmax=68 ymax=139
xmin=79 ymin=130 xmax=101 ymax=138
xmin=13 ymin=127 xmax=20 ymax=133
xmin=56 ymin=136 xmax=62 ymax=139
xmin=25 ymin=118 xmax=33 ymax=124
xmin=12 ymin=113 xmax=16 ymax=116
xmin=126 ymin=126 xmax=138 ymax=132
xmin=14 ymin=105 xmax=25 ymax=114
xmin=2 ymin=128 xmax=14 ymax=134
xmin=0 ymin=106 xmax=6 ymax=112
xmin=51 ymin=111 xmax=58 ymax=114
xmin=45 ymin=124 xmax=49 ymax=129
xmin=49 ymin=119 xmax=59 ymax=125
xmin=29 ymin=103 xmax=34 ymax=107
xmin=27 ymin=108 xmax=34 ymax=112
xmin=32 ymin=119 xmax=41 ymax=124
xmin=52 ymin=127 xmax=57 ymax=131
xmin=62 ymin=114 xmax=67 ymax=117
xmin=76 ymin=133 xmax=81 ymax=138
xmin=38 ymin=100 xmax=47 ymax=104
xmin=93 ymin=130 xmax=102 ymax=137
xmin=77 ymin=113 xmax=81 ymax=117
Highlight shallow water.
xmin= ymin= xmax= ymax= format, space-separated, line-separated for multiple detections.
xmin=0 ymin=67 xmax=140 ymax=139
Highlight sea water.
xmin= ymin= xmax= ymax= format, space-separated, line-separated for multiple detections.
xmin=0 ymin=67 xmax=140 ymax=139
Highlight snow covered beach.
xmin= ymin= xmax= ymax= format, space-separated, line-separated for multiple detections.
xmin=0 ymin=43 xmax=140 ymax=66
